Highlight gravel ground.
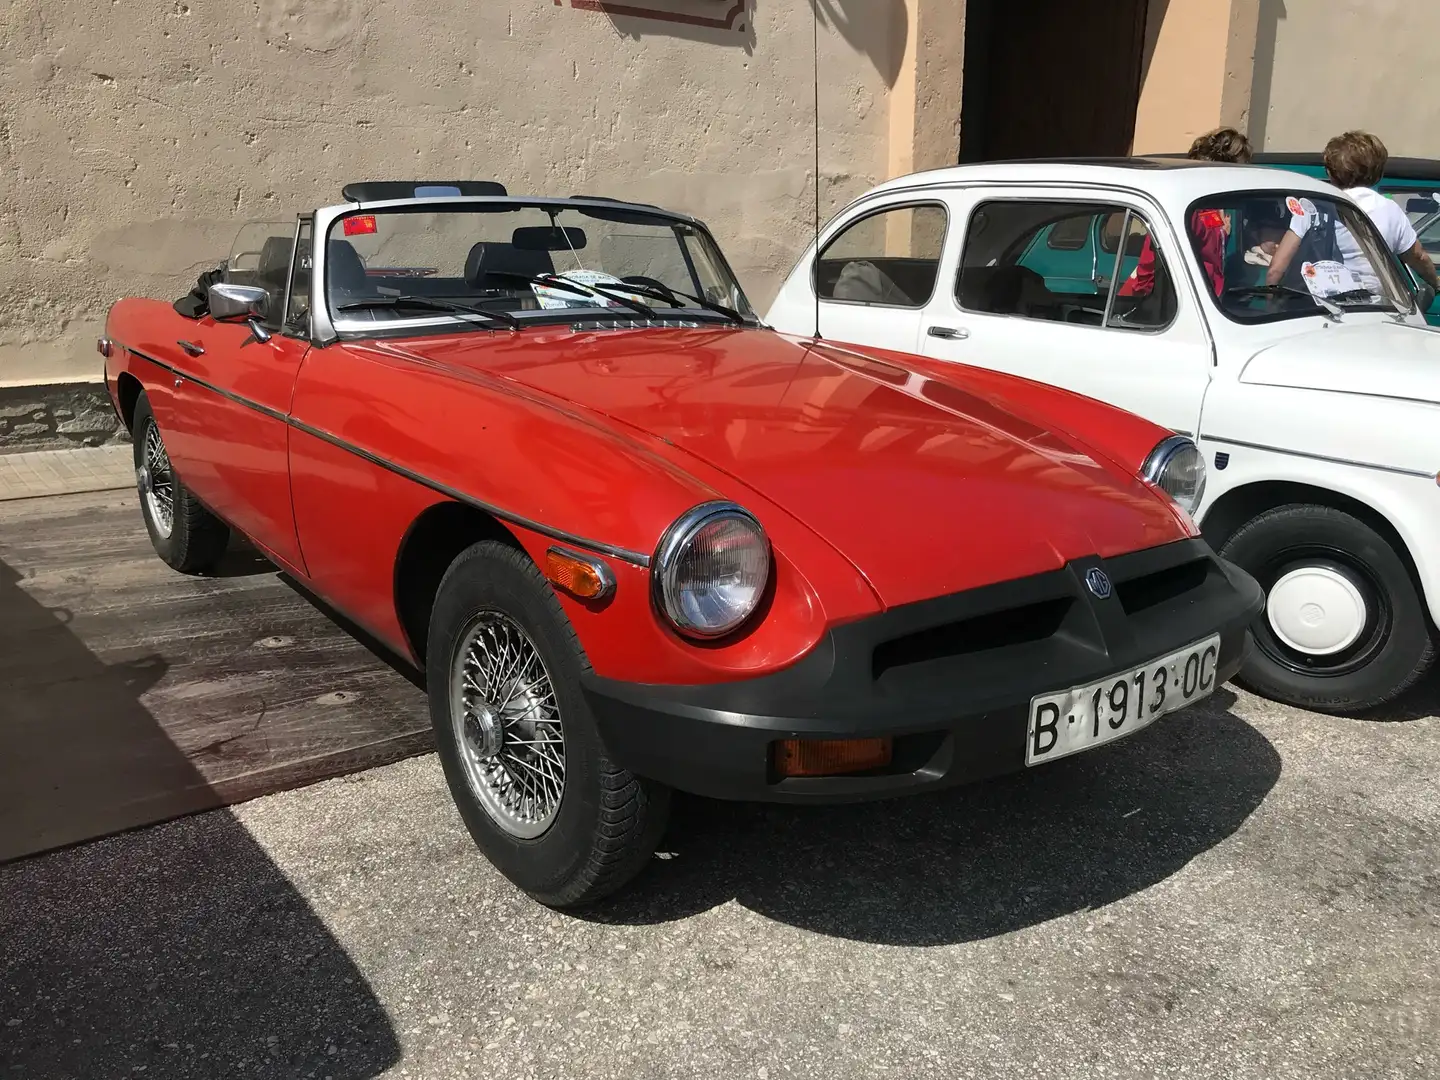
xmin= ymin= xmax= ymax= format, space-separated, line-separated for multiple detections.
xmin=3 ymin=683 xmax=1437 ymax=1080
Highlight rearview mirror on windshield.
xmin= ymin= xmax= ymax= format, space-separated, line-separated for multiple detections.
xmin=512 ymin=226 xmax=588 ymax=252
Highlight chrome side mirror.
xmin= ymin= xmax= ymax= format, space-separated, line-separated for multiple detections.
xmin=207 ymin=283 xmax=272 ymax=342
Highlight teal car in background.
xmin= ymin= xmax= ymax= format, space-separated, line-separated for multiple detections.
xmin=1252 ymin=152 xmax=1440 ymax=324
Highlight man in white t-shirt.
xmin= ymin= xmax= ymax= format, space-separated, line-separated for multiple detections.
xmin=1323 ymin=130 xmax=1440 ymax=296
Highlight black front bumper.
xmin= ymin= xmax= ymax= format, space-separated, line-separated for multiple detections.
xmin=584 ymin=539 xmax=1265 ymax=803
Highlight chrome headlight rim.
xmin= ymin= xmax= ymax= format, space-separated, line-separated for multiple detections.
xmin=1142 ymin=434 xmax=1207 ymax=514
xmin=652 ymin=501 xmax=771 ymax=640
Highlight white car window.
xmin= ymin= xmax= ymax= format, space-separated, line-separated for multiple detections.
xmin=955 ymin=199 xmax=1177 ymax=332
xmin=816 ymin=204 xmax=948 ymax=309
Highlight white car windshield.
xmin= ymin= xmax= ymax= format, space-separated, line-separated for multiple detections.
xmin=322 ymin=201 xmax=754 ymax=330
xmin=1185 ymin=190 xmax=1415 ymax=323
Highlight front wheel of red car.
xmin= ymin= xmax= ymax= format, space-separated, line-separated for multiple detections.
xmin=131 ymin=392 xmax=229 ymax=574
xmin=425 ymin=539 xmax=671 ymax=908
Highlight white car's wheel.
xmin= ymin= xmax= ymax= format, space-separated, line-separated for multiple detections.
xmin=1221 ymin=504 xmax=1436 ymax=713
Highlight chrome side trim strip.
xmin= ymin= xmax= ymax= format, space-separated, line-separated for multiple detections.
xmin=1202 ymin=434 xmax=1435 ymax=480
xmin=125 ymin=347 xmax=653 ymax=567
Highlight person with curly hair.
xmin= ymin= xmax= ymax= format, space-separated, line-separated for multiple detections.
xmin=1118 ymin=127 xmax=1251 ymax=299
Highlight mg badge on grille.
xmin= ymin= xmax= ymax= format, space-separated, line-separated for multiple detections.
xmin=1085 ymin=568 xmax=1113 ymax=600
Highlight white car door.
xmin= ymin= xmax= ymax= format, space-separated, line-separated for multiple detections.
xmin=916 ymin=186 xmax=1212 ymax=437
xmin=807 ymin=197 xmax=952 ymax=354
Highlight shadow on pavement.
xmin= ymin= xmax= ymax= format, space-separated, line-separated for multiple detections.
xmin=588 ymin=692 xmax=1280 ymax=945
xmin=0 ymin=557 xmax=399 ymax=1078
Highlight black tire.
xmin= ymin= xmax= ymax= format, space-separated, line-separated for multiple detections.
xmin=426 ymin=539 xmax=670 ymax=907
xmin=1220 ymin=504 xmax=1436 ymax=713
xmin=132 ymin=393 xmax=230 ymax=574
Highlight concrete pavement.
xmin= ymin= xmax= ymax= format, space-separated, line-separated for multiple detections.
xmin=3 ymin=682 xmax=1437 ymax=1079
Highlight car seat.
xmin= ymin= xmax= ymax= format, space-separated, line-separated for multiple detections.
xmin=465 ymin=243 xmax=556 ymax=292
xmin=327 ymin=239 xmax=372 ymax=306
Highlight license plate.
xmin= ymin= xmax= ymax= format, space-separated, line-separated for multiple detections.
xmin=1025 ymin=635 xmax=1221 ymax=767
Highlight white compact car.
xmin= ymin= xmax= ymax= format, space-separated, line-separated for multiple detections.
xmin=767 ymin=158 xmax=1440 ymax=714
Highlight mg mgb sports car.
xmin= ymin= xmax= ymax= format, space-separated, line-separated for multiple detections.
xmin=99 ymin=181 xmax=1264 ymax=906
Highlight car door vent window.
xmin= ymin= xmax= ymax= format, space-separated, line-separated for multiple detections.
xmin=957 ymin=199 xmax=1176 ymax=332
xmin=816 ymin=204 xmax=948 ymax=308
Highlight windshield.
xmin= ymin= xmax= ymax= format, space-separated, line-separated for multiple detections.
xmin=1185 ymin=190 xmax=1414 ymax=323
xmin=322 ymin=202 xmax=754 ymax=332
xmin=1416 ymin=211 xmax=1440 ymax=261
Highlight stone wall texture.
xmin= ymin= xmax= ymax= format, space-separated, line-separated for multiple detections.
xmin=1 ymin=0 xmax=908 ymax=385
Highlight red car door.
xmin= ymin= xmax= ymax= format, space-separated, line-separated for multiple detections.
xmin=164 ymin=319 xmax=310 ymax=575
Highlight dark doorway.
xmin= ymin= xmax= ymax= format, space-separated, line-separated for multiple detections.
xmin=959 ymin=0 xmax=1151 ymax=162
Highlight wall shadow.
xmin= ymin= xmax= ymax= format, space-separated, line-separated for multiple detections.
xmin=568 ymin=0 xmax=758 ymax=53
xmin=1248 ymin=0 xmax=1288 ymax=150
xmin=0 ymin=557 xmax=399 ymax=1077
xmin=1136 ymin=0 xmax=1170 ymax=97
xmin=582 ymin=692 xmax=1281 ymax=944
xmin=811 ymin=0 xmax=907 ymax=89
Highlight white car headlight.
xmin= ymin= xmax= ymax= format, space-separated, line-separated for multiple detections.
xmin=653 ymin=502 xmax=770 ymax=639
xmin=1143 ymin=435 xmax=1207 ymax=516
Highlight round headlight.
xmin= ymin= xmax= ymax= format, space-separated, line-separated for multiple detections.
xmin=1143 ymin=435 xmax=1207 ymax=515
xmin=653 ymin=503 xmax=770 ymax=639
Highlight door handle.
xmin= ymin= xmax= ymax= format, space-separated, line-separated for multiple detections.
xmin=177 ymin=340 xmax=204 ymax=356
xmin=927 ymin=325 xmax=969 ymax=340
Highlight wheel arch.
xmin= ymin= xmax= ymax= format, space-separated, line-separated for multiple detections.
xmin=1200 ymin=480 xmax=1427 ymax=606
xmin=116 ymin=371 xmax=144 ymax=433
xmin=393 ymin=501 xmax=526 ymax=666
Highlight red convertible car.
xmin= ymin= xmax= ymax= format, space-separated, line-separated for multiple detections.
xmin=100 ymin=181 xmax=1264 ymax=906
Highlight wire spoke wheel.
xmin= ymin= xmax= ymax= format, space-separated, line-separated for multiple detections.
xmin=448 ymin=609 xmax=566 ymax=839
xmin=141 ymin=421 xmax=175 ymax=539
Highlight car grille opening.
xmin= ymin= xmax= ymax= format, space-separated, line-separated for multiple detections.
xmin=1115 ymin=557 xmax=1210 ymax=616
xmin=872 ymin=597 xmax=1072 ymax=683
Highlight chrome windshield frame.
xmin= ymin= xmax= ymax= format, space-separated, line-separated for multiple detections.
xmin=307 ymin=195 xmax=747 ymax=344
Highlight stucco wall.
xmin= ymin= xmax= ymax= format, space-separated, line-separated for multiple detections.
xmin=0 ymin=0 xmax=905 ymax=385
xmin=1251 ymin=0 xmax=1440 ymax=154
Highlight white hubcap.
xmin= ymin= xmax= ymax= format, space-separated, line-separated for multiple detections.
xmin=1266 ymin=565 xmax=1369 ymax=656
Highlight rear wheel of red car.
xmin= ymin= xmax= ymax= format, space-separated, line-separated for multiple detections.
xmin=131 ymin=392 xmax=229 ymax=574
xmin=426 ymin=539 xmax=670 ymax=908
xmin=1221 ymin=504 xmax=1436 ymax=714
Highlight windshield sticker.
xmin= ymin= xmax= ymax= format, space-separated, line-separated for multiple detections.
xmin=343 ymin=214 xmax=378 ymax=236
xmin=1300 ymin=259 xmax=1363 ymax=301
xmin=1286 ymin=196 xmax=1304 ymax=217
xmin=531 ymin=270 xmax=648 ymax=311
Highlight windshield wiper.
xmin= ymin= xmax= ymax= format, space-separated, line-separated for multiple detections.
xmin=1224 ymin=284 xmax=1343 ymax=319
xmin=610 ymin=281 xmax=749 ymax=325
xmin=335 ymin=295 xmax=519 ymax=329
xmin=482 ymin=271 xmax=658 ymax=319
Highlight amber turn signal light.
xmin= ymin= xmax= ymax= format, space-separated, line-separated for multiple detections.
xmin=545 ymin=547 xmax=614 ymax=601
xmin=774 ymin=737 xmax=893 ymax=778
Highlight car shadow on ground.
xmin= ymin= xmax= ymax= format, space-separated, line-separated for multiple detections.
xmin=585 ymin=691 xmax=1280 ymax=945
xmin=1358 ymin=669 xmax=1440 ymax=723
xmin=0 ymin=556 xmax=399 ymax=1079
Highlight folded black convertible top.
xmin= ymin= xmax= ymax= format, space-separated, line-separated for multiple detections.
xmin=173 ymin=262 xmax=226 ymax=319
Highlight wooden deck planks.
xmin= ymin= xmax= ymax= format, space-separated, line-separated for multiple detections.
xmin=0 ymin=488 xmax=431 ymax=862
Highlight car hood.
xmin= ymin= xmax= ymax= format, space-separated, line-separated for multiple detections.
xmin=1240 ymin=321 xmax=1440 ymax=404
xmin=386 ymin=328 xmax=1185 ymax=607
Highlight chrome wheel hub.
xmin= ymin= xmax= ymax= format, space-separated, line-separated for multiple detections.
xmin=1266 ymin=564 xmax=1369 ymax=657
xmin=141 ymin=423 xmax=175 ymax=539
xmin=449 ymin=610 xmax=565 ymax=839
